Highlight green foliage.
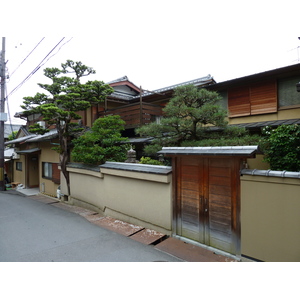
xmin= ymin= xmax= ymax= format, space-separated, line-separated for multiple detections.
xmin=139 ymin=156 xmax=163 ymax=165
xmin=7 ymin=131 xmax=18 ymax=141
xmin=181 ymin=126 xmax=261 ymax=147
xmin=261 ymin=125 xmax=300 ymax=171
xmin=182 ymin=134 xmax=261 ymax=147
xmin=21 ymin=60 xmax=114 ymax=193
xmin=71 ymin=115 xmax=129 ymax=165
xmin=21 ymin=62 xmax=114 ymax=134
xmin=136 ymin=85 xmax=248 ymax=155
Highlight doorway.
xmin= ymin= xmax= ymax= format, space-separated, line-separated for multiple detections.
xmin=27 ymin=154 xmax=39 ymax=188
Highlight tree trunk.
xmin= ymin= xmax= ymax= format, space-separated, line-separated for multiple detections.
xmin=58 ymin=123 xmax=71 ymax=198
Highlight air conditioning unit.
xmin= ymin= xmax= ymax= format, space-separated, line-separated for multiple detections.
xmin=37 ymin=121 xmax=46 ymax=129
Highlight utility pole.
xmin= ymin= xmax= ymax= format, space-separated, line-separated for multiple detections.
xmin=0 ymin=37 xmax=7 ymax=191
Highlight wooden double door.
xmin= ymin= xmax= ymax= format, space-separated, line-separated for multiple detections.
xmin=174 ymin=156 xmax=241 ymax=255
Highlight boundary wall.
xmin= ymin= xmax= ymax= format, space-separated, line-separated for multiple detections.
xmin=241 ymin=169 xmax=300 ymax=262
xmin=61 ymin=163 xmax=300 ymax=261
xmin=61 ymin=162 xmax=173 ymax=235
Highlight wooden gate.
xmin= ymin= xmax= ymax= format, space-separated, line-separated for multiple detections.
xmin=158 ymin=146 xmax=259 ymax=256
xmin=174 ymin=156 xmax=240 ymax=254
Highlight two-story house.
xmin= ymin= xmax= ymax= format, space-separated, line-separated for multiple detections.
xmin=6 ymin=63 xmax=300 ymax=196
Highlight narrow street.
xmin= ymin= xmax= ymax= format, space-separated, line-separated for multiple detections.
xmin=0 ymin=190 xmax=183 ymax=262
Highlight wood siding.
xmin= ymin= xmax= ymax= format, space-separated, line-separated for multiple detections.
xmin=250 ymin=81 xmax=277 ymax=115
xmin=228 ymin=86 xmax=251 ymax=117
xmin=98 ymin=103 xmax=163 ymax=128
xmin=228 ymin=80 xmax=277 ymax=117
xmin=52 ymin=163 xmax=60 ymax=184
xmin=174 ymin=156 xmax=241 ymax=255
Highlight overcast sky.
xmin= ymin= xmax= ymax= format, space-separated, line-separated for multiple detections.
xmin=3 ymin=0 xmax=300 ymax=125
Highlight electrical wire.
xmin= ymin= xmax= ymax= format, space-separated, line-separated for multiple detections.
xmin=9 ymin=37 xmax=45 ymax=78
xmin=37 ymin=37 xmax=73 ymax=70
xmin=5 ymin=37 xmax=73 ymax=127
xmin=6 ymin=37 xmax=67 ymax=99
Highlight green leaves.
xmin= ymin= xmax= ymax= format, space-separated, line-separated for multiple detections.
xmin=136 ymin=85 xmax=228 ymax=153
xmin=21 ymin=60 xmax=114 ymax=191
xmin=71 ymin=115 xmax=129 ymax=165
xmin=262 ymin=124 xmax=300 ymax=171
xmin=22 ymin=60 xmax=113 ymax=133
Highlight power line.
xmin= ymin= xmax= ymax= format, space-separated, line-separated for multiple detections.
xmin=6 ymin=37 xmax=66 ymax=99
xmin=38 ymin=37 xmax=73 ymax=69
xmin=9 ymin=37 xmax=45 ymax=78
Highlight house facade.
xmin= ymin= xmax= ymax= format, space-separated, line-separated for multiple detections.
xmin=207 ymin=63 xmax=300 ymax=130
xmin=5 ymin=127 xmax=60 ymax=196
xmin=7 ymin=63 xmax=300 ymax=196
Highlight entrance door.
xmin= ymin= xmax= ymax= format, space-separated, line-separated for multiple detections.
xmin=27 ymin=154 xmax=39 ymax=188
xmin=174 ymin=156 xmax=241 ymax=255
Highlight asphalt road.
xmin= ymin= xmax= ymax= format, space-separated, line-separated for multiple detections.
xmin=0 ymin=191 xmax=182 ymax=262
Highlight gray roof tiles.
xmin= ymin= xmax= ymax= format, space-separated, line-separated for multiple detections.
xmin=138 ymin=75 xmax=214 ymax=98
xmin=100 ymin=162 xmax=172 ymax=175
xmin=241 ymin=169 xmax=300 ymax=179
xmin=158 ymin=146 xmax=260 ymax=156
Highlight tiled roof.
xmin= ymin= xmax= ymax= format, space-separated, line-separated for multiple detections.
xmin=26 ymin=129 xmax=58 ymax=142
xmin=16 ymin=148 xmax=41 ymax=154
xmin=100 ymin=162 xmax=172 ymax=175
xmin=107 ymin=76 xmax=129 ymax=85
xmin=5 ymin=134 xmax=37 ymax=145
xmin=5 ymin=129 xmax=58 ymax=145
xmin=137 ymin=75 xmax=215 ymax=98
xmin=4 ymin=124 xmax=22 ymax=138
xmin=241 ymin=169 xmax=300 ymax=179
xmin=231 ymin=118 xmax=300 ymax=129
xmin=108 ymin=75 xmax=215 ymax=101
xmin=158 ymin=146 xmax=260 ymax=156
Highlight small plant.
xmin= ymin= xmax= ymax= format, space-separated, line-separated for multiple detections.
xmin=139 ymin=156 xmax=163 ymax=165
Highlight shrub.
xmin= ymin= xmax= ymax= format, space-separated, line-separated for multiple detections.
xmin=139 ymin=156 xmax=163 ymax=165
xmin=261 ymin=124 xmax=300 ymax=171
xmin=71 ymin=115 xmax=128 ymax=165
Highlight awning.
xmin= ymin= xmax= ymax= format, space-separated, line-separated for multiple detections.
xmin=5 ymin=134 xmax=37 ymax=146
xmin=230 ymin=118 xmax=300 ymax=129
xmin=158 ymin=146 xmax=261 ymax=156
xmin=16 ymin=148 xmax=41 ymax=154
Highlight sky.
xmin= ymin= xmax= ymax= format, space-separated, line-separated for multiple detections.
xmin=2 ymin=0 xmax=300 ymax=125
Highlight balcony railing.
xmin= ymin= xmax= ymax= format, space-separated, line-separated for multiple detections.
xmin=98 ymin=102 xmax=163 ymax=128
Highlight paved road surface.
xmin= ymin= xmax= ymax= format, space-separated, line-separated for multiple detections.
xmin=0 ymin=191 xmax=182 ymax=262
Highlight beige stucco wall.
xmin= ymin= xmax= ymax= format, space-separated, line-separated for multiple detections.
xmin=246 ymin=154 xmax=269 ymax=170
xmin=63 ymin=165 xmax=173 ymax=234
xmin=229 ymin=107 xmax=300 ymax=125
xmin=12 ymin=155 xmax=26 ymax=185
xmin=39 ymin=142 xmax=60 ymax=197
xmin=241 ymin=175 xmax=300 ymax=262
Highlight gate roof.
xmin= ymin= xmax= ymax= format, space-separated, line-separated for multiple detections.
xmin=158 ymin=146 xmax=260 ymax=156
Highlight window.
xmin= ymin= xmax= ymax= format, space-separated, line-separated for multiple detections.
xmin=278 ymin=76 xmax=300 ymax=108
xmin=16 ymin=162 xmax=22 ymax=171
xmin=42 ymin=162 xmax=60 ymax=184
xmin=228 ymin=80 xmax=277 ymax=117
xmin=42 ymin=162 xmax=53 ymax=179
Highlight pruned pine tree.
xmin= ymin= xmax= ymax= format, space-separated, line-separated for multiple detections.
xmin=136 ymin=85 xmax=228 ymax=155
xmin=21 ymin=60 xmax=114 ymax=196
